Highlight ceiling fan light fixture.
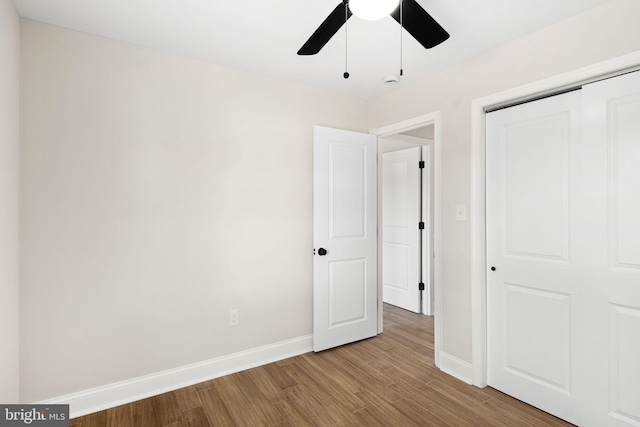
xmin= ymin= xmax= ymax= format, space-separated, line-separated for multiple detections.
xmin=349 ymin=0 xmax=400 ymax=21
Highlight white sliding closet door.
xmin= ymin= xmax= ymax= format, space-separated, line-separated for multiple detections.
xmin=487 ymin=71 xmax=640 ymax=427
xmin=580 ymin=71 xmax=640 ymax=427
xmin=486 ymin=90 xmax=583 ymax=425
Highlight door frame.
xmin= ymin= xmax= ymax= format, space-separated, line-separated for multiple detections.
xmin=370 ymin=111 xmax=442 ymax=367
xmin=470 ymin=51 xmax=640 ymax=387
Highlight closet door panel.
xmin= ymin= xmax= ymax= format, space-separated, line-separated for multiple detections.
xmin=581 ymin=71 xmax=640 ymax=427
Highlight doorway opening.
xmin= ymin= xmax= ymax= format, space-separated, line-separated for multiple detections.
xmin=380 ymin=130 xmax=433 ymax=315
xmin=370 ymin=111 xmax=442 ymax=368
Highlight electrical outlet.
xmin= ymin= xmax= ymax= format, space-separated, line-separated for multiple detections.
xmin=229 ymin=309 xmax=240 ymax=326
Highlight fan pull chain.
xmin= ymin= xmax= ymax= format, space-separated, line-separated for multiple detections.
xmin=344 ymin=3 xmax=350 ymax=79
xmin=399 ymin=0 xmax=403 ymax=77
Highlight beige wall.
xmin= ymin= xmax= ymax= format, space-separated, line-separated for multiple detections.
xmin=369 ymin=0 xmax=640 ymax=363
xmin=0 ymin=0 xmax=20 ymax=404
xmin=19 ymin=20 xmax=368 ymax=402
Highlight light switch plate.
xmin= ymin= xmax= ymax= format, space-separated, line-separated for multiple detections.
xmin=456 ymin=204 xmax=467 ymax=222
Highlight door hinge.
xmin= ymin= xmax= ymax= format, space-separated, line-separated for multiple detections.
xmin=419 ymin=221 xmax=425 ymax=230
xmin=419 ymin=282 xmax=425 ymax=291
xmin=419 ymin=160 xmax=425 ymax=169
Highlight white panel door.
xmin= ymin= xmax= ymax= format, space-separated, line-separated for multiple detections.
xmin=313 ymin=126 xmax=378 ymax=352
xmin=382 ymin=147 xmax=421 ymax=313
xmin=488 ymin=70 xmax=640 ymax=427
xmin=580 ymin=71 xmax=640 ymax=427
xmin=486 ymin=90 xmax=583 ymax=425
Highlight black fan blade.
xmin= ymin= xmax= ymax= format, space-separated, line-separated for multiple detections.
xmin=298 ymin=2 xmax=353 ymax=55
xmin=391 ymin=0 xmax=449 ymax=49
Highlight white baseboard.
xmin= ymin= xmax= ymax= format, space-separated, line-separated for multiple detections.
xmin=38 ymin=335 xmax=313 ymax=419
xmin=438 ymin=351 xmax=474 ymax=385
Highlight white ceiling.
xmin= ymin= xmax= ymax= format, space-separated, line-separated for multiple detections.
xmin=11 ymin=0 xmax=611 ymax=99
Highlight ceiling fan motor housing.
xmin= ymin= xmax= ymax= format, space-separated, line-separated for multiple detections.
xmin=297 ymin=0 xmax=449 ymax=56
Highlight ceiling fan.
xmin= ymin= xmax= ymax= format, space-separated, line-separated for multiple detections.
xmin=297 ymin=0 xmax=449 ymax=56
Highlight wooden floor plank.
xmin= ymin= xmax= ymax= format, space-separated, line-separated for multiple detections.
xmin=196 ymin=387 xmax=236 ymax=427
xmin=298 ymin=349 xmax=367 ymax=394
xmin=81 ymin=410 xmax=107 ymax=427
xmin=281 ymin=359 xmax=366 ymax=423
xmin=282 ymin=384 xmax=344 ymax=426
xmin=331 ymin=351 xmax=404 ymax=403
xmin=181 ymin=406 xmax=212 ymax=427
xmin=294 ymin=354 xmax=368 ymax=412
xmin=428 ymin=375 xmax=493 ymax=405
xmin=171 ymin=385 xmax=202 ymax=411
xmin=212 ymin=374 xmax=265 ymax=427
xmin=247 ymin=363 xmax=293 ymax=403
xmin=272 ymin=398 xmax=314 ymax=427
xmin=352 ymin=407 xmax=391 ymax=427
xmin=131 ymin=397 xmax=159 ymax=427
xmin=338 ymin=342 xmax=390 ymax=371
xmin=153 ymin=390 xmax=183 ymax=426
xmin=72 ymin=303 xmax=574 ymax=427
xmin=105 ymin=404 xmax=133 ymax=427
xmin=232 ymin=370 xmax=284 ymax=426
xmin=353 ymin=389 xmax=421 ymax=427
xmin=390 ymin=396 xmax=459 ymax=426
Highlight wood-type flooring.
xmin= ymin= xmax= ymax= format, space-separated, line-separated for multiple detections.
xmin=71 ymin=303 xmax=573 ymax=426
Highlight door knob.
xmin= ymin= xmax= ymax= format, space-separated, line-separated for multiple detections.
xmin=318 ymin=248 xmax=327 ymax=256
xmin=490 ymin=266 xmax=496 ymax=271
